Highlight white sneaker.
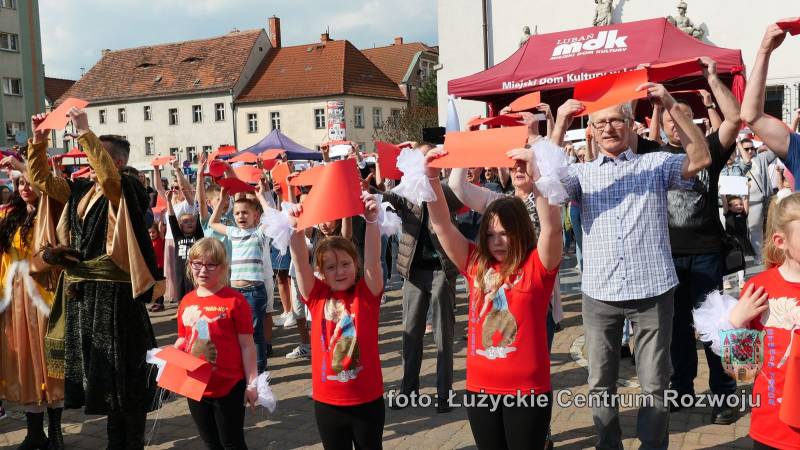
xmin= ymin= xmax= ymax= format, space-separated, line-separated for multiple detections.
xmin=273 ymin=311 xmax=289 ymax=327
xmin=286 ymin=344 xmax=310 ymax=359
xmin=283 ymin=312 xmax=297 ymax=328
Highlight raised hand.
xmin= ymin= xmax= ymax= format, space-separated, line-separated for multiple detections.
xmin=558 ymin=99 xmax=585 ymax=121
xmin=729 ymin=284 xmax=769 ymax=328
xmin=0 ymin=155 xmax=24 ymax=173
xmin=698 ymin=56 xmax=717 ymax=79
xmin=636 ymin=82 xmax=675 ymax=110
xmin=698 ymin=89 xmax=714 ymax=107
xmin=362 ymin=192 xmax=378 ymax=223
xmin=66 ymin=107 xmax=90 ymax=135
xmin=536 ymin=102 xmax=553 ymax=118
xmin=506 ymin=147 xmax=539 ymax=181
xmin=759 ymin=22 xmax=788 ymax=55
xmin=31 ymin=113 xmax=49 ymax=144
xmin=423 ymin=148 xmax=448 ymax=179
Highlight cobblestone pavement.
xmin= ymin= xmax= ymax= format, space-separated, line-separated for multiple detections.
xmin=1 ymin=255 xmax=759 ymax=449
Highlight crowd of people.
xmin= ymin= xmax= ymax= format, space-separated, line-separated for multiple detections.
xmin=0 ymin=20 xmax=798 ymax=450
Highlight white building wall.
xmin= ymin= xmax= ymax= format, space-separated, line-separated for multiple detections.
xmin=235 ymin=95 xmax=408 ymax=153
xmin=83 ymin=92 xmax=235 ymax=172
xmin=438 ymin=0 xmax=800 ymax=124
xmin=0 ymin=5 xmax=25 ymax=135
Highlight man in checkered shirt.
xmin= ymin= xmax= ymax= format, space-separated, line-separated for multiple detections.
xmin=555 ymin=83 xmax=711 ymax=450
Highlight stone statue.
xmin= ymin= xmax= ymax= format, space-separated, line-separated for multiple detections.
xmin=667 ymin=1 xmax=705 ymax=39
xmin=519 ymin=26 xmax=531 ymax=47
xmin=593 ymin=0 xmax=613 ymax=27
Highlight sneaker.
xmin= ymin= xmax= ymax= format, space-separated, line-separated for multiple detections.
xmin=286 ymin=344 xmax=310 ymax=359
xmin=149 ymin=303 xmax=165 ymax=312
xmin=273 ymin=312 xmax=288 ymax=327
xmin=380 ymin=295 xmax=387 ymax=305
xmin=283 ymin=313 xmax=297 ymax=329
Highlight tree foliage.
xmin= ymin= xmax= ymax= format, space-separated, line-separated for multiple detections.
xmin=417 ymin=73 xmax=438 ymax=108
xmin=372 ymin=106 xmax=439 ymax=144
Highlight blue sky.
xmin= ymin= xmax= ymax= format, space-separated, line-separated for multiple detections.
xmin=40 ymin=0 xmax=438 ymax=80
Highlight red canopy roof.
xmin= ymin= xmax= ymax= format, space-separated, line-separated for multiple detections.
xmin=449 ymin=18 xmax=743 ymax=104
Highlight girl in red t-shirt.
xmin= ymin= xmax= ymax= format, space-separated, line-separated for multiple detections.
xmin=175 ymin=237 xmax=258 ymax=449
xmin=725 ymin=193 xmax=800 ymax=450
xmin=425 ymin=148 xmax=562 ymax=449
xmin=287 ymin=193 xmax=385 ymax=449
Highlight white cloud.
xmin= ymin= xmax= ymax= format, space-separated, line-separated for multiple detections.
xmin=39 ymin=0 xmax=437 ymax=80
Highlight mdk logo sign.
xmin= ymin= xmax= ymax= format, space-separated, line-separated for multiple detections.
xmin=550 ymin=30 xmax=629 ymax=60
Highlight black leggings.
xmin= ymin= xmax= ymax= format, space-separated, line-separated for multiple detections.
xmin=465 ymin=391 xmax=552 ymax=450
xmin=187 ymin=380 xmax=247 ymax=450
xmin=753 ymin=441 xmax=779 ymax=450
xmin=314 ymin=397 xmax=385 ymax=450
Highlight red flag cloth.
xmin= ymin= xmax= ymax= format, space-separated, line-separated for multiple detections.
xmin=375 ymin=141 xmax=403 ymax=180
xmin=777 ymin=17 xmax=800 ymax=35
xmin=646 ymin=58 xmax=701 ymax=83
xmin=508 ymin=91 xmax=542 ymax=112
xmin=153 ymin=346 xmax=212 ymax=402
xmin=573 ymin=69 xmax=649 ymax=117
xmin=36 ymin=98 xmax=89 ymax=132
xmin=217 ymin=177 xmax=256 ymax=194
xmin=429 ymin=126 xmax=529 ymax=169
xmin=295 ymin=159 xmax=364 ymax=230
xmin=731 ymin=66 xmax=746 ymax=104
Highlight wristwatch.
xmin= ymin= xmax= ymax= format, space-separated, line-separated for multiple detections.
xmin=706 ymin=103 xmax=717 ymax=109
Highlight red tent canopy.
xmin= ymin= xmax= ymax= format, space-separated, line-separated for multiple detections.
xmin=449 ymin=18 xmax=744 ymax=110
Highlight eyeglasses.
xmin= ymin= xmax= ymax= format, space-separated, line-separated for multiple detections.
xmin=591 ymin=119 xmax=627 ymax=130
xmin=190 ymin=261 xmax=220 ymax=272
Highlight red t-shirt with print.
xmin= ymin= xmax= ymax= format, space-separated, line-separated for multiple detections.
xmin=177 ymin=287 xmax=254 ymax=398
xmin=303 ymin=277 xmax=384 ymax=406
xmin=742 ymin=268 xmax=800 ymax=450
xmin=462 ymin=245 xmax=559 ymax=395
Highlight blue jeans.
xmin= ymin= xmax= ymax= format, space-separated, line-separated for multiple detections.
xmin=671 ymin=254 xmax=736 ymax=397
xmin=236 ymin=283 xmax=268 ymax=373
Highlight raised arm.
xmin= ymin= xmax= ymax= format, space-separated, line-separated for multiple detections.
xmin=425 ymin=150 xmax=470 ymax=271
xmin=287 ymin=205 xmax=315 ymax=299
xmin=196 ymin=154 xmax=209 ymax=223
xmin=27 ymin=114 xmax=70 ymax=203
xmin=648 ymin=104 xmax=665 ymax=145
xmin=792 ymin=108 xmax=800 ymax=132
xmin=537 ymin=103 xmax=554 ymax=139
xmin=700 ymin=57 xmax=741 ymax=149
xmin=69 ymin=108 xmax=121 ymax=205
xmin=698 ymin=90 xmax=722 ymax=131
xmin=208 ymin=188 xmax=229 ymax=236
xmin=360 ymin=194 xmax=383 ymax=296
xmin=741 ymin=23 xmax=791 ymax=157
xmin=171 ymin=159 xmax=194 ymax=206
xmin=447 ymin=167 xmax=504 ymax=214
xmin=639 ymin=83 xmax=711 ymax=178
xmin=551 ymin=100 xmax=585 ymax=147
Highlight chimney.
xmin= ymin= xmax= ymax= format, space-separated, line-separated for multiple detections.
xmin=320 ymin=32 xmax=330 ymax=43
xmin=268 ymin=16 xmax=281 ymax=48
xmin=394 ymin=37 xmax=403 ymax=45
xmin=101 ymin=48 xmax=111 ymax=58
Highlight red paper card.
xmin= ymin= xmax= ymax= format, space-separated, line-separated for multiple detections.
xmin=154 ymin=347 xmax=212 ymax=401
xmin=573 ymin=69 xmax=649 ymax=117
xmin=217 ymin=177 xmax=256 ymax=194
xmin=259 ymin=149 xmax=285 ymax=160
xmin=208 ymin=160 xmax=229 ymax=178
xmin=508 ymin=91 xmax=542 ymax=112
xmin=647 ymin=58 xmax=701 ymax=83
xmin=228 ymin=152 xmax=259 ymax=164
xmin=466 ymin=116 xmax=484 ymax=131
xmin=271 ymin=162 xmax=292 ymax=202
xmin=375 ymin=141 xmax=403 ymax=180
xmin=777 ymin=17 xmax=800 ymax=35
xmin=481 ymin=114 xmax=524 ymax=128
xmin=295 ymin=159 xmax=364 ymax=230
xmin=429 ymin=126 xmax=529 ymax=169
xmin=35 ymin=98 xmax=89 ymax=132
xmin=233 ymin=165 xmax=263 ymax=184
xmin=152 ymin=195 xmax=168 ymax=215
xmin=151 ymin=156 xmax=176 ymax=167
xmin=288 ymin=164 xmax=324 ymax=186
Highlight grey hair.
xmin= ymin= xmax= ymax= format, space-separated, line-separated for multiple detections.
xmin=588 ymin=102 xmax=634 ymax=122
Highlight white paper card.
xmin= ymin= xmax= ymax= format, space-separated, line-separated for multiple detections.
xmin=718 ymin=176 xmax=749 ymax=196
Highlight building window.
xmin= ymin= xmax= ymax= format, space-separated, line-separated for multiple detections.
xmin=192 ymin=105 xmax=202 ymax=123
xmin=185 ymin=146 xmax=196 ymax=164
xmin=202 ymin=145 xmax=212 ymax=156
xmin=99 ymin=109 xmax=107 ymax=124
xmin=143 ymin=105 xmax=152 ymax=121
xmin=390 ymin=108 xmax=401 ymax=119
xmin=117 ymin=108 xmax=126 ymax=123
xmin=270 ymin=112 xmax=280 ymax=131
xmin=765 ymin=85 xmax=785 ymax=121
xmin=313 ymin=108 xmax=326 ymax=129
xmin=1 ymin=0 xmax=17 ymax=9
xmin=144 ymin=136 xmax=155 ymax=155
xmin=354 ymin=106 xmax=364 ymax=128
xmin=169 ymin=108 xmax=178 ymax=126
xmin=0 ymin=32 xmax=18 ymax=51
xmin=169 ymin=147 xmax=179 ymax=158
xmin=372 ymin=107 xmax=383 ymax=129
xmin=2 ymin=77 xmax=21 ymax=95
xmin=5 ymin=121 xmax=24 ymax=142
xmin=215 ymin=103 xmax=225 ymax=121
xmin=247 ymin=113 xmax=258 ymax=133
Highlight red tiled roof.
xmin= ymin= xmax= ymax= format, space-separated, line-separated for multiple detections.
xmin=236 ymin=39 xmax=405 ymax=103
xmin=58 ymin=30 xmax=263 ymax=104
xmin=361 ymin=42 xmax=437 ymax=85
xmin=44 ymin=77 xmax=75 ymax=103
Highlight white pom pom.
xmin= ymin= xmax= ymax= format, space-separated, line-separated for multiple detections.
xmin=145 ymin=347 xmax=167 ymax=380
xmin=262 ymin=203 xmax=295 ymax=255
xmin=255 ymin=371 xmax=277 ymax=412
xmin=392 ymin=148 xmax=436 ymax=206
xmin=693 ymin=290 xmax=738 ymax=356
xmin=531 ymin=139 xmax=569 ymax=205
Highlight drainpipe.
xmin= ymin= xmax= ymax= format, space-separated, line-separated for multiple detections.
xmin=230 ymin=88 xmax=238 ymax=149
xmin=482 ymin=0 xmax=491 ymax=116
